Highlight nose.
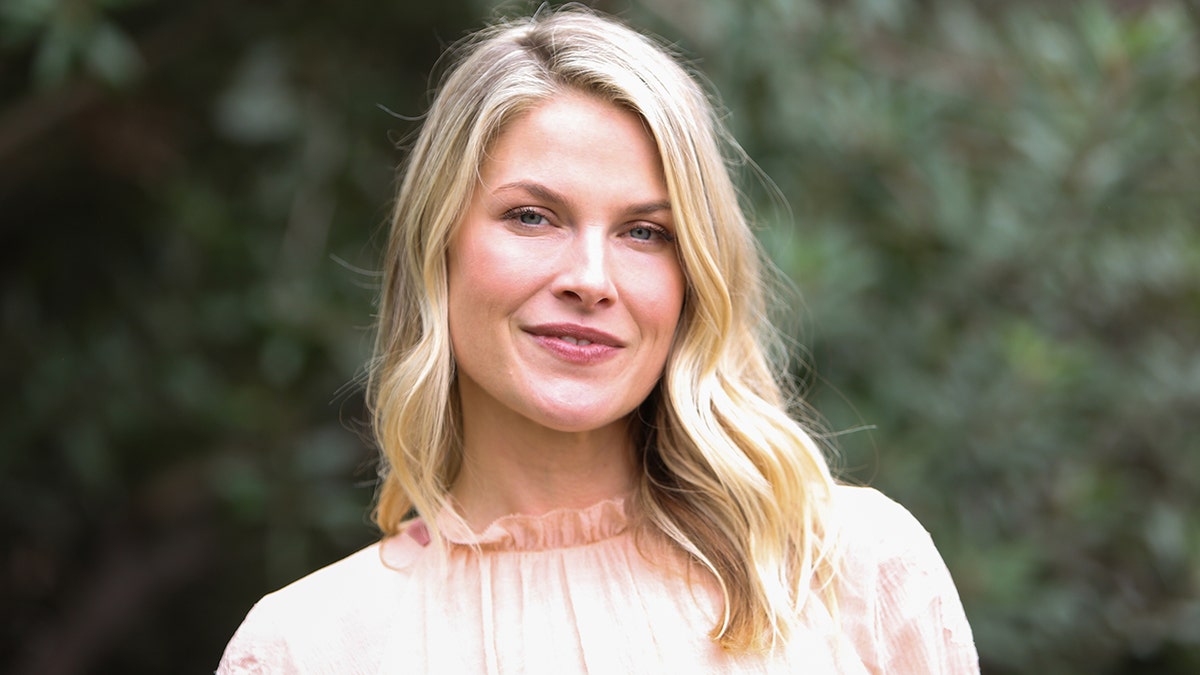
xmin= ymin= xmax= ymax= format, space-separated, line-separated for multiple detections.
xmin=553 ymin=227 xmax=616 ymax=308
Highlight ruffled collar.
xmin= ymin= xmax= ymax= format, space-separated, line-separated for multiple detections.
xmin=426 ymin=496 xmax=632 ymax=552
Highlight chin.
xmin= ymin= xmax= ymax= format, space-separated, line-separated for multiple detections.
xmin=526 ymin=406 xmax=632 ymax=435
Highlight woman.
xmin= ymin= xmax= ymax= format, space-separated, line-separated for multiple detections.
xmin=219 ymin=8 xmax=978 ymax=673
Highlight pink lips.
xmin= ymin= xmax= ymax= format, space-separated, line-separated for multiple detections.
xmin=524 ymin=322 xmax=623 ymax=364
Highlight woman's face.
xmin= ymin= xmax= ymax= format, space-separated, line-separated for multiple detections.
xmin=446 ymin=91 xmax=685 ymax=437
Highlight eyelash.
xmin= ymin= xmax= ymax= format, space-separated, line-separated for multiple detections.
xmin=628 ymin=223 xmax=675 ymax=243
xmin=502 ymin=208 xmax=675 ymax=243
xmin=504 ymin=207 xmax=549 ymax=226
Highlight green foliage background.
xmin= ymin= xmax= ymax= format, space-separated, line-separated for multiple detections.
xmin=2 ymin=0 xmax=1197 ymax=672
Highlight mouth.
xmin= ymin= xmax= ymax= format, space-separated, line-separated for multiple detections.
xmin=524 ymin=323 xmax=623 ymax=348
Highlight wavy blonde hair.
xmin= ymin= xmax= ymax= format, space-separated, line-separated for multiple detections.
xmin=368 ymin=6 xmax=838 ymax=652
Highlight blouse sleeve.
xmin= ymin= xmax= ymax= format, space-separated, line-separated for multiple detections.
xmin=837 ymin=487 xmax=980 ymax=675
xmin=215 ymin=600 xmax=298 ymax=674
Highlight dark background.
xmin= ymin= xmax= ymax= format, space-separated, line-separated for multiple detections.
xmin=3 ymin=0 xmax=1198 ymax=672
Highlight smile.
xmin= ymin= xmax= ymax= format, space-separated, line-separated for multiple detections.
xmin=524 ymin=322 xmax=623 ymax=348
xmin=524 ymin=322 xmax=624 ymax=365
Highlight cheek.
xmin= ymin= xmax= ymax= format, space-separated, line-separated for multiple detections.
xmin=448 ymin=236 xmax=535 ymax=317
xmin=631 ymin=263 xmax=687 ymax=343
xmin=449 ymin=233 xmax=495 ymax=298
xmin=658 ymin=261 xmax=688 ymax=325
xmin=447 ymin=238 xmax=490 ymax=347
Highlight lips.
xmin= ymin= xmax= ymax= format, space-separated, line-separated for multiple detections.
xmin=524 ymin=322 xmax=623 ymax=365
xmin=524 ymin=323 xmax=623 ymax=348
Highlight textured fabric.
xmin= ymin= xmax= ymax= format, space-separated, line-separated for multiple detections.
xmin=216 ymin=486 xmax=979 ymax=674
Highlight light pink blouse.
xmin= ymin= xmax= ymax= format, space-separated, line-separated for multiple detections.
xmin=217 ymin=486 xmax=978 ymax=673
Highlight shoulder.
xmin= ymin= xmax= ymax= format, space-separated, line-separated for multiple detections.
xmin=217 ymin=533 xmax=428 ymax=674
xmin=829 ymin=485 xmax=980 ymax=674
xmin=830 ymin=485 xmax=938 ymax=561
xmin=829 ymin=483 xmax=956 ymax=596
xmin=830 ymin=484 xmax=916 ymax=529
xmin=254 ymin=541 xmax=392 ymax=616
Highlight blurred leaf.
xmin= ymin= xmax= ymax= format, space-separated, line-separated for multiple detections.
xmin=214 ymin=44 xmax=301 ymax=143
xmin=84 ymin=19 xmax=143 ymax=86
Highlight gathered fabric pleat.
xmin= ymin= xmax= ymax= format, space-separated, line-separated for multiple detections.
xmin=217 ymin=487 xmax=979 ymax=674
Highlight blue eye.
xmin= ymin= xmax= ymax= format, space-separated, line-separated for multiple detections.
xmin=630 ymin=226 xmax=654 ymax=240
xmin=517 ymin=210 xmax=544 ymax=225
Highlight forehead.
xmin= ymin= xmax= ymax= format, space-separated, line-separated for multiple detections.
xmin=479 ymin=92 xmax=667 ymax=193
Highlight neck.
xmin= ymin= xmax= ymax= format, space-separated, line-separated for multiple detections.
xmin=449 ymin=413 xmax=638 ymax=532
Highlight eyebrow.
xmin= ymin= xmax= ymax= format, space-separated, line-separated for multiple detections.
xmin=493 ymin=181 xmax=671 ymax=216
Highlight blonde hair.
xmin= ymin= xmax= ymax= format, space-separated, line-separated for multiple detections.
xmin=368 ymin=6 xmax=838 ymax=653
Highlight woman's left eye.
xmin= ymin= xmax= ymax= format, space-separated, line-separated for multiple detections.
xmin=630 ymin=226 xmax=654 ymax=240
xmin=627 ymin=224 xmax=673 ymax=243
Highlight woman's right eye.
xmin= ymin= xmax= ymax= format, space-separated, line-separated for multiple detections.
xmin=506 ymin=208 xmax=548 ymax=226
